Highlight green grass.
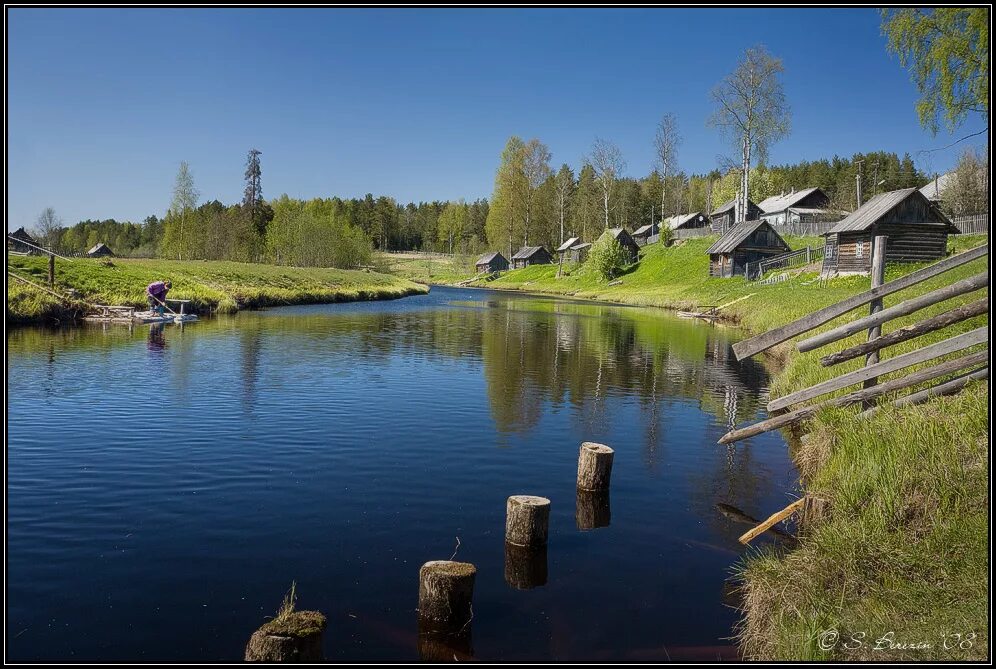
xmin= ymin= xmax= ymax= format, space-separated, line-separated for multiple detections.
xmin=477 ymin=233 xmax=990 ymax=660
xmin=374 ymin=251 xmax=478 ymax=284
xmin=6 ymin=256 xmax=427 ymax=324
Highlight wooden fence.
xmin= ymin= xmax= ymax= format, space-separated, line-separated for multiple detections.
xmin=747 ymin=245 xmax=825 ymax=281
xmin=719 ymin=239 xmax=989 ymax=445
xmin=951 ymin=213 xmax=989 ymax=235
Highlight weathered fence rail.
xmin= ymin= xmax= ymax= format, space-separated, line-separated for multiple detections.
xmin=748 ymin=245 xmax=825 ymax=281
xmin=720 ymin=240 xmax=989 ymax=444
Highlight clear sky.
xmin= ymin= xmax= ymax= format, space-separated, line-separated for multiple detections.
xmin=6 ymin=7 xmax=987 ymax=230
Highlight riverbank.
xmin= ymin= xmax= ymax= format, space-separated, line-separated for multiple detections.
xmin=6 ymin=256 xmax=428 ymax=325
xmin=461 ymin=235 xmax=989 ymax=660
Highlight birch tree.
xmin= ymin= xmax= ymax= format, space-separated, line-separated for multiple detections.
xmin=589 ymin=138 xmax=626 ymax=229
xmin=485 ymin=136 xmax=528 ymax=259
xmin=34 ymin=207 xmax=63 ymax=247
xmin=522 ymin=139 xmax=551 ymax=246
xmin=708 ymin=45 xmax=791 ymax=224
xmin=168 ymin=161 xmax=199 ymax=260
xmin=653 ymin=113 xmax=681 ymax=221
xmin=554 ymin=164 xmax=575 ymax=244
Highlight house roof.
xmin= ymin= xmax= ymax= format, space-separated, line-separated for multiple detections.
xmin=918 ymin=173 xmax=954 ymax=201
xmin=606 ymin=228 xmax=634 ymax=243
xmin=826 ymin=188 xmax=953 ymax=234
xmin=633 ymin=224 xmax=655 ymax=236
xmin=711 ymin=198 xmax=738 ymax=216
xmin=570 ymin=242 xmax=591 ymax=251
xmin=758 ymin=187 xmax=823 ymax=213
xmin=9 ymin=227 xmax=36 ymax=242
xmin=88 ymin=242 xmax=111 ymax=254
xmin=556 ymin=237 xmax=580 ymax=252
xmin=706 ymin=219 xmax=787 ymax=255
xmin=663 ymin=212 xmax=707 ymax=230
xmin=512 ymin=246 xmax=548 ymax=260
xmin=476 ymin=251 xmax=504 ymax=265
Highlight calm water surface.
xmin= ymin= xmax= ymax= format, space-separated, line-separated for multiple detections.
xmin=6 ymin=286 xmax=798 ymax=661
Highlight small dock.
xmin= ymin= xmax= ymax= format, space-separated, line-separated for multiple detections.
xmin=84 ymin=299 xmax=198 ymax=324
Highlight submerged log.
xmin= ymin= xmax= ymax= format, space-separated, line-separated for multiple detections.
xmin=505 ymin=495 xmax=551 ymax=547
xmin=577 ymin=442 xmax=614 ymax=491
xmin=417 ymin=561 xmax=476 ymax=634
xmin=244 ymin=611 xmax=327 ymax=662
xmin=417 ymin=619 xmax=474 ymax=662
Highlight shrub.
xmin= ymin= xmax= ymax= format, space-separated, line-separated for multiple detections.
xmin=586 ymin=233 xmax=629 ymax=280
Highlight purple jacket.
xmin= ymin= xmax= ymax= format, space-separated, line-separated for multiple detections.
xmin=147 ymin=281 xmax=168 ymax=301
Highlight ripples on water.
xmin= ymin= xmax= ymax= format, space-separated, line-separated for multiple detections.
xmin=6 ymin=287 xmax=797 ymax=661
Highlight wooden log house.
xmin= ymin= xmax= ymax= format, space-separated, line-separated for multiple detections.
xmin=604 ymin=228 xmax=640 ymax=263
xmin=7 ymin=227 xmax=39 ymax=254
xmin=511 ymin=245 xmax=553 ymax=269
xmin=707 ymin=219 xmax=791 ymax=278
xmin=710 ymin=198 xmax=763 ymax=234
xmin=475 ymin=251 xmax=509 ymax=274
xmin=757 ymin=187 xmax=835 ymax=226
xmin=822 ymin=188 xmax=958 ymax=275
xmin=87 ymin=242 xmax=114 ymax=258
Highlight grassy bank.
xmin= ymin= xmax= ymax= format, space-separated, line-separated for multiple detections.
xmin=373 ymin=251 xmax=477 ymax=284
xmin=470 ymin=234 xmax=989 ymax=660
xmin=6 ymin=256 xmax=427 ymax=324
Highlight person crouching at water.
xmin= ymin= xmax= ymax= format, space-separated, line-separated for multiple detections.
xmin=147 ymin=279 xmax=172 ymax=316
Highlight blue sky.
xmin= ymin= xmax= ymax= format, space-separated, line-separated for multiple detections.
xmin=7 ymin=7 xmax=986 ymax=229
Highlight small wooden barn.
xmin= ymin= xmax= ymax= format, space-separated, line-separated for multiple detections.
xmin=87 ymin=242 xmax=114 ymax=258
xmin=632 ymin=223 xmax=659 ymax=245
xmin=569 ymin=242 xmax=591 ymax=263
xmin=663 ymin=211 xmax=711 ymax=232
xmin=710 ymin=198 xmax=763 ymax=234
xmin=7 ymin=227 xmax=39 ymax=254
xmin=511 ymin=245 xmax=552 ymax=269
xmin=604 ymin=228 xmax=640 ymax=263
xmin=555 ymin=237 xmax=581 ymax=259
xmin=822 ymin=188 xmax=957 ymax=275
xmin=475 ymin=251 xmax=508 ymax=274
xmin=758 ymin=187 xmax=833 ymax=226
xmin=706 ymin=219 xmax=791 ymax=278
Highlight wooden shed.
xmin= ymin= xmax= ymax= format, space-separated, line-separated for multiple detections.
xmin=555 ymin=237 xmax=581 ymax=259
xmin=475 ymin=251 xmax=508 ymax=274
xmin=604 ymin=228 xmax=640 ymax=263
xmin=87 ymin=242 xmax=114 ymax=258
xmin=758 ymin=187 xmax=833 ymax=226
xmin=632 ymin=223 xmax=659 ymax=245
xmin=706 ymin=219 xmax=791 ymax=278
xmin=710 ymin=198 xmax=762 ymax=234
xmin=822 ymin=188 xmax=957 ymax=274
xmin=7 ymin=227 xmax=39 ymax=254
xmin=663 ymin=211 xmax=711 ymax=232
xmin=569 ymin=241 xmax=591 ymax=263
xmin=511 ymin=245 xmax=552 ymax=269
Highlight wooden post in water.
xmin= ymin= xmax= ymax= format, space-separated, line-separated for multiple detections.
xmin=505 ymin=495 xmax=550 ymax=547
xmin=504 ymin=543 xmax=548 ymax=590
xmin=245 ymin=611 xmax=327 ymax=662
xmin=576 ymin=489 xmax=611 ymax=530
xmin=417 ymin=561 xmax=476 ymax=633
xmin=577 ymin=442 xmax=614 ymax=491
xmin=48 ymin=253 xmax=55 ymax=289
xmin=862 ymin=236 xmax=888 ymax=409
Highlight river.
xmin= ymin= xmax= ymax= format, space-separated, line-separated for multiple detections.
xmin=6 ymin=286 xmax=797 ymax=661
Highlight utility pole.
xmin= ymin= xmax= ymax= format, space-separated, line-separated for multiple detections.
xmin=872 ymin=162 xmax=880 ymax=196
xmin=855 ymin=160 xmax=864 ymax=208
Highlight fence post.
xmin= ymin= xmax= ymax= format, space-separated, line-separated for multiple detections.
xmin=806 ymin=246 xmax=811 ymax=264
xmin=48 ymin=253 xmax=55 ymax=288
xmin=862 ymin=235 xmax=888 ymax=408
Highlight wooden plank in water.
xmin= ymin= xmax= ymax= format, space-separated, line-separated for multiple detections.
xmin=730 ymin=244 xmax=989 ymax=360
xmin=738 ymin=498 xmax=805 ymax=544
xmin=768 ymin=326 xmax=987 ymax=412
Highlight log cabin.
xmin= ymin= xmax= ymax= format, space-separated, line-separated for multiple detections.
xmin=511 ymin=245 xmax=553 ymax=269
xmin=475 ymin=251 xmax=509 ymax=274
xmin=707 ymin=219 xmax=791 ymax=278
xmin=822 ymin=188 xmax=958 ymax=275
xmin=710 ymin=198 xmax=762 ymax=234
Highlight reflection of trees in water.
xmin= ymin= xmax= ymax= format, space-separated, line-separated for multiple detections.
xmin=478 ymin=301 xmax=772 ymax=437
xmin=240 ymin=329 xmax=262 ymax=416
